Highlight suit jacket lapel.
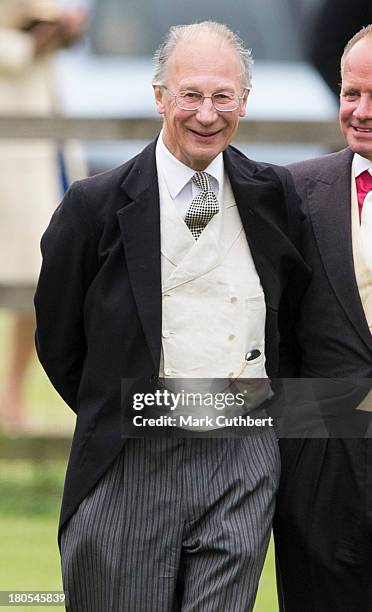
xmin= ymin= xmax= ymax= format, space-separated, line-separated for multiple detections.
xmin=306 ymin=147 xmax=372 ymax=350
xmin=117 ymin=140 xmax=162 ymax=370
xmin=224 ymin=148 xmax=287 ymax=310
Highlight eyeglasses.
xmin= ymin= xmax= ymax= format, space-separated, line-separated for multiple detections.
xmin=163 ymin=87 xmax=247 ymax=112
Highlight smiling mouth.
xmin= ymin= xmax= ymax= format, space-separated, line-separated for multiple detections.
xmin=353 ymin=126 xmax=372 ymax=133
xmin=189 ymin=128 xmax=221 ymax=138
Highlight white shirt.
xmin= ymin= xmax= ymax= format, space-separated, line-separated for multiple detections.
xmin=353 ymin=152 xmax=372 ymax=178
xmin=155 ymin=130 xmax=224 ymax=219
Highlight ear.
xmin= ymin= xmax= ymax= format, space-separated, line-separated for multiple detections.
xmin=239 ymin=89 xmax=250 ymax=117
xmin=154 ymin=86 xmax=166 ymax=115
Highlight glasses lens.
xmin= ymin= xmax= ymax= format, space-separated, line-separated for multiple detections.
xmin=174 ymin=91 xmax=240 ymax=111
xmin=213 ymin=93 xmax=238 ymax=111
xmin=176 ymin=91 xmax=202 ymax=110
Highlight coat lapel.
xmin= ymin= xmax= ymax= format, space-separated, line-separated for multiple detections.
xmin=306 ymin=147 xmax=372 ymax=351
xmin=224 ymin=148 xmax=290 ymax=310
xmin=116 ymin=140 xmax=162 ymax=369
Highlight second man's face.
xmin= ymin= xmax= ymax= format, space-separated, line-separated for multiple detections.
xmin=154 ymin=35 xmax=248 ymax=170
xmin=339 ymin=38 xmax=372 ymax=161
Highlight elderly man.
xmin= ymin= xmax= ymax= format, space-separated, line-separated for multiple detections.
xmin=35 ymin=21 xmax=308 ymax=611
xmin=275 ymin=25 xmax=372 ymax=612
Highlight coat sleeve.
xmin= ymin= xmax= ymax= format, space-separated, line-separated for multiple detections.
xmin=34 ymin=181 xmax=99 ymax=412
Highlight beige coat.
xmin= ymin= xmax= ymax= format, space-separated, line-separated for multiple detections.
xmin=0 ymin=0 xmax=85 ymax=286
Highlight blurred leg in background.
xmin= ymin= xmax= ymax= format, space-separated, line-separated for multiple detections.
xmin=0 ymin=312 xmax=35 ymax=429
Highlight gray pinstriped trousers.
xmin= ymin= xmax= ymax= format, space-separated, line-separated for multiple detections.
xmin=61 ymin=434 xmax=279 ymax=611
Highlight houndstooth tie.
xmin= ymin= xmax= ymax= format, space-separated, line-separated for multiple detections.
xmin=185 ymin=172 xmax=219 ymax=239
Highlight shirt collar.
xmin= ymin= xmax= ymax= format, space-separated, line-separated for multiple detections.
xmin=156 ymin=130 xmax=223 ymax=198
xmin=353 ymin=153 xmax=372 ymax=177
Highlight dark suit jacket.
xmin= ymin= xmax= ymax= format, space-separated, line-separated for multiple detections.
xmin=283 ymin=148 xmax=372 ymax=434
xmin=34 ymin=138 xmax=310 ymax=534
xmin=285 ymin=147 xmax=372 ymax=376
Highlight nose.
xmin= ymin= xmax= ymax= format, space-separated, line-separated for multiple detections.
xmin=195 ymin=97 xmax=219 ymax=124
xmin=353 ymin=95 xmax=372 ymax=121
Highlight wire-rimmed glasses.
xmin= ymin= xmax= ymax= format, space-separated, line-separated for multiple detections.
xmin=163 ymin=87 xmax=247 ymax=112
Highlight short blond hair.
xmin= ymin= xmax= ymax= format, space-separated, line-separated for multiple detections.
xmin=341 ymin=24 xmax=372 ymax=74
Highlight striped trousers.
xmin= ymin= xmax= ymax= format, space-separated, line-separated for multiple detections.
xmin=61 ymin=434 xmax=279 ymax=611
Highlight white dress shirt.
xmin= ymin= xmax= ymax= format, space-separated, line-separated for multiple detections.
xmin=155 ymin=130 xmax=224 ymax=219
xmin=354 ymin=152 xmax=372 ymax=179
xmin=353 ymin=154 xmax=372 ymax=272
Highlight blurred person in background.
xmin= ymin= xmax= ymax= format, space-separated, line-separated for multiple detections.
xmin=274 ymin=25 xmax=372 ymax=612
xmin=0 ymin=0 xmax=87 ymax=430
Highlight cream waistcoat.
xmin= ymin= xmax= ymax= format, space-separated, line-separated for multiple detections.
xmin=157 ymin=170 xmax=271 ymax=428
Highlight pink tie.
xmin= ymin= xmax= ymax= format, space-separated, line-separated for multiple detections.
xmin=356 ymin=169 xmax=372 ymax=270
xmin=356 ymin=169 xmax=372 ymax=222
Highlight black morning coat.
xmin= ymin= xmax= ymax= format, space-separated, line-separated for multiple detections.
xmin=34 ymin=138 xmax=311 ymax=539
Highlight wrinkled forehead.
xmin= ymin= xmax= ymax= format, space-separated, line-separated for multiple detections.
xmin=166 ymin=34 xmax=243 ymax=88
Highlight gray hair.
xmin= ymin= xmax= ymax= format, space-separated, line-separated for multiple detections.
xmin=341 ymin=24 xmax=372 ymax=74
xmin=152 ymin=21 xmax=253 ymax=90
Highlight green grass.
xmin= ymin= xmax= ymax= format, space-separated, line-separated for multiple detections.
xmin=0 ymin=461 xmax=65 ymax=517
xmin=0 ymin=310 xmax=279 ymax=610
xmin=0 ymin=460 xmax=64 ymax=612
xmin=256 ymin=539 xmax=278 ymax=611
xmin=0 ymin=515 xmax=62 ymax=588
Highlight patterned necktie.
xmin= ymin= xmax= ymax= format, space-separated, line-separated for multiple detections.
xmin=185 ymin=172 xmax=219 ymax=239
xmin=356 ymin=170 xmax=372 ymax=270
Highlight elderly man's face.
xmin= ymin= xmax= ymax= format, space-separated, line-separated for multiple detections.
xmin=340 ymin=39 xmax=372 ymax=160
xmin=154 ymin=35 xmax=248 ymax=170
